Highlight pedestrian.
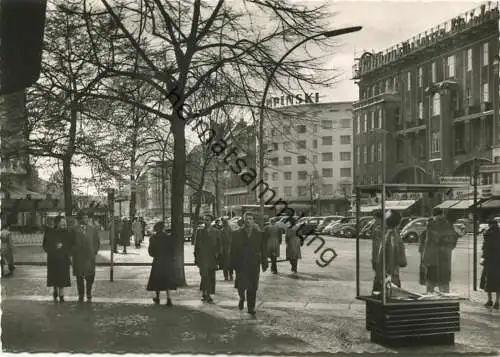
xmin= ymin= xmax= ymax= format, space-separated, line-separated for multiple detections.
xmin=285 ymin=218 xmax=301 ymax=273
xmin=220 ymin=218 xmax=234 ymax=281
xmin=112 ymin=217 xmax=121 ymax=253
xmin=132 ymin=217 xmax=144 ymax=248
xmin=265 ymin=217 xmax=282 ymax=274
xmin=72 ymin=211 xmax=101 ymax=302
xmin=147 ymin=221 xmax=177 ymax=306
xmin=42 ymin=215 xmax=73 ymax=302
xmin=119 ymin=217 xmax=132 ymax=254
xmin=420 ymin=208 xmax=458 ymax=293
xmin=139 ymin=217 xmax=146 ymax=240
xmin=0 ymin=218 xmax=15 ymax=277
xmin=194 ymin=215 xmax=220 ymax=303
xmin=371 ymin=210 xmax=407 ymax=294
xmin=231 ymin=213 xmax=268 ymax=317
xmin=480 ymin=218 xmax=500 ymax=309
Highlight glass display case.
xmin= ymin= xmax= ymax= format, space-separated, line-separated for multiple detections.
xmin=354 ymin=183 xmax=476 ymax=347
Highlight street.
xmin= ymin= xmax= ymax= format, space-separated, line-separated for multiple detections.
xmin=2 ymin=235 xmax=500 ymax=355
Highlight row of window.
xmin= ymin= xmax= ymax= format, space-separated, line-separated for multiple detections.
xmin=279 ymin=182 xmax=352 ymax=198
xmin=270 ymin=135 xmax=352 ymax=151
xmin=264 ymin=167 xmax=352 ymax=181
xmin=270 ymin=119 xmax=352 ymax=136
xmin=355 ymin=143 xmax=383 ymax=164
xmin=361 ymin=42 xmax=490 ymax=99
xmin=269 ymin=152 xmax=352 ymax=166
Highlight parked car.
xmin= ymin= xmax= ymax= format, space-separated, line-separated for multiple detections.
xmin=296 ymin=216 xmax=322 ymax=236
xmin=338 ymin=216 xmax=373 ymax=238
xmin=400 ymin=217 xmax=466 ymax=243
xmin=322 ymin=221 xmax=338 ymax=235
xmin=328 ymin=217 xmax=355 ymax=236
xmin=316 ymin=216 xmax=344 ymax=233
xmin=358 ymin=219 xmax=376 ymax=239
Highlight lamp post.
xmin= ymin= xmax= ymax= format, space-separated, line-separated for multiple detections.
xmin=258 ymin=26 xmax=362 ymax=227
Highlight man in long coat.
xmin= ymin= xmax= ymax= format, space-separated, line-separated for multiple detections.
xmin=264 ymin=219 xmax=282 ymax=274
xmin=231 ymin=213 xmax=268 ymax=316
xmin=220 ymin=219 xmax=234 ymax=280
xmin=72 ymin=211 xmax=100 ymax=302
xmin=132 ymin=217 xmax=144 ymax=248
xmin=194 ymin=215 xmax=220 ymax=303
xmin=119 ymin=217 xmax=132 ymax=254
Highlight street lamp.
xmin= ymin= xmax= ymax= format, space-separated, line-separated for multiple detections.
xmin=258 ymin=26 xmax=362 ymax=227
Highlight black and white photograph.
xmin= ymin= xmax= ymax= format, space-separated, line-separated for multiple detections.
xmin=1 ymin=0 xmax=500 ymax=355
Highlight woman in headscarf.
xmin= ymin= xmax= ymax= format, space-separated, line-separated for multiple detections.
xmin=480 ymin=219 xmax=500 ymax=309
xmin=43 ymin=215 xmax=73 ymax=302
xmin=147 ymin=221 xmax=177 ymax=306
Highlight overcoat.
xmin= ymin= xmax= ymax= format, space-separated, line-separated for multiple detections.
xmin=231 ymin=224 xmax=268 ymax=291
xmin=147 ymin=231 xmax=178 ymax=291
xmin=119 ymin=220 xmax=132 ymax=246
xmin=72 ymin=224 xmax=100 ymax=277
xmin=43 ymin=227 xmax=73 ymax=287
xmin=420 ymin=216 xmax=458 ymax=285
xmin=195 ymin=225 xmax=220 ymax=294
xmin=264 ymin=223 xmax=281 ymax=258
xmin=480 ymin=224 xmax=500 ymax=292
xmin=220 ymin=226 xmax=233 ymax=270
xmin=132 ymin=220 xmax=144 ymax=245
xmin=285 ymin=226 xmax=301 ymax=260
xmin=0 ymin=228 xmax=14 ymax=266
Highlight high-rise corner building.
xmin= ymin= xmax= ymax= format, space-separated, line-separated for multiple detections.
xmin=352 ymin=2 xmax=500 ymax=200
xmin=262 ymin=100 xmax=353 ymax=215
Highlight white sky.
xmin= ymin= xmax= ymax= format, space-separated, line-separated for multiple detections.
xmin=39 ymin=0 xmax=485 ymax=190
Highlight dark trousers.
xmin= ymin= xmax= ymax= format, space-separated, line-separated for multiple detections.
xmin=223 ymin=268 xmax=233 ymax=280
xmin=270 ymin=256 xmax=278 ymax=273
xmin=200 ymin=269 xmax=216 ymax=295
xmin=238 ymin=288 xmax=257 ymax=312
xmin=76 ymin=274 xmax=95 ymax=298
xmin=290 ymin=258 xmax=298 ymax=272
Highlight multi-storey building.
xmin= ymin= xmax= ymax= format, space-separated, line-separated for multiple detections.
xmin=352 ymin=3 xmax=500 ymax=202
xmin=263 ymin=101 xmax=353 ymax=215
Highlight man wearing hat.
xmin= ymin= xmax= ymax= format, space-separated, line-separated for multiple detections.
xmin=72 ymin=211 xmax=100 ymax=302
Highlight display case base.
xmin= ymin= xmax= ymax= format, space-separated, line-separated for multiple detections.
xmin=358 ymin=296 xmax=460 ymax=348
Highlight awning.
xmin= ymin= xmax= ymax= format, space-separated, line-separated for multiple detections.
xmin=480 ymin=199 xmax=500 ymax=208
xmin=385 ymin=200 xmax=417 ymax=211
xmin=449 ymin=199 xmax=475 ymax=210
xmin=360 ymin=205 xmax=379 ymax=213
xmin=435 ymin=200 xmax=461 ymax=209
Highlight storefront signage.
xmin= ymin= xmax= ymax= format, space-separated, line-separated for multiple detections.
xmin=266 ymin=92 xmax=320 ymax=108
xmin=479 ymin=164 xmax=500 ymax=174
xmin=439 ymin=176 xmax=470 ymax=186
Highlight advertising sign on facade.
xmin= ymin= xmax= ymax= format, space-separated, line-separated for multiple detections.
xmin=266 ymin=92 xmax=320 ymax=108
xmin=439 ymin=176 xmax=470 ymax=186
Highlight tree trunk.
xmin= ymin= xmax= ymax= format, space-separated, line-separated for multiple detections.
xmin=171 ymin=113 xmax=187 ymax=286
xmin=62 ymin=156 xmax=73 ymax=218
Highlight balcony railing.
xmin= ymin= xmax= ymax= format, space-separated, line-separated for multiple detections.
xmin=353 ymin=2 xmax=499 ymax=78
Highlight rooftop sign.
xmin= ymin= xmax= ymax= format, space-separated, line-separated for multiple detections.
xmin=266 ymin=92 xmax=319 ymax=108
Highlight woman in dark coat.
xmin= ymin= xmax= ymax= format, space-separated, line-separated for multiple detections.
xmin=480 ymin=219 xmax=500 ymax=309
xmin=119 ymin=217 xmax=132 ymax=254
xmin=147 ymin=222 xmax=177 ymax=306
xmin=42 ymin=215 xmax=73 ymax=302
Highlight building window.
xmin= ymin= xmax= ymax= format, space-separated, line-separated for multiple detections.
xmin=322 ymin=168 xmax=333 ymax=177
xmin=298 ymin=171 xmax=308 ymax=180
xmin=272 ymin=142 xmax=279 ymax=151
xmin=363 ymin=113 xmax=368 ymax=132
xmin=340 ymin=135 xmax=351 ymax=144
xmin=313 ymin=139 xmax=318 ymax=148
xmin=313 ymin=155 xmax=318 ymax=164
xmin=284 ymin=172 xmax=292 ymax=180
xmin=322 ymin=152 xmax=333 ymax=162
xmin=322 ymin=184 xmax=333 ymax=195
xmin=371 ymin=144 xmax=376 ymax=162
xmin=296 ymin=125 xmax=306 ymax=133
xmin=297 ymin=156 xmax=306 ymax=164
xmin=313 ymin=124 xmax=318 ymax=133
xmin=296 ymin=140 xmax=307 ymax=149
xmin=322 ymin=136 xmax=333 ymax=145
xmin=418 ymin=67 xmax=423 ymax=87
xmin=355 ymin=146 xmax=360 ymax=165
xmin=284 ymin=186 xmax=292 ymax=197
xmin=341 ymin=119 xmax=351 ymax=128
xmin=378 ymin=108 xmax=383 ymax=128
xmin=271 ymin=172 xmax=278 ymax=181
xmin=482 ymin=83 xmax=490 ymax=102
xmin=466 ymin=88 xmax=472 ymax=106
xmin=385 ymin=78 xmax=391 ymax=92
xmin=432 ymin=93 xmax=440 ymax=116
xmin=467 ymin=48 xmax=473 ymax=71
xmin=272 ymin=187 xmax=279 ymax=196
xmin=264 ymin=172 xmax=269 ymax=181
xmin=363 ymin=145 xmax=367 ymax=164
xmin=340 ymin=168 xmax=352 ymax=177
xmin=283 ymin=141 xmax=291 ymax=151
xmin=377 ymin=143 xmax=382 ymax=161
xmin=431 ymin=62 xmax=436 ymax=83
xmin=271 ymin=128 xmax=278 ymax=136
xmin=407 ymin=71 xmax=411 ymax=91
xmin=447 ymin=55 xmax=455 ymax=78
xmin=431 ymin=132 xmax=441 ymax=153
xmin=284 ymin=126 xmax=291 ymax=134
xmin=271 ymin=158 xmax=279 ymax=166
xmin=340 ymin=152 xmax=351 ymax=161
xmin=418 ymin=102 xmax=423 ymax=120
xmin=321 ymin=120 xmax=333 ymax=129
xmin=483 ymin=42 xmax=489 ymax=66
xmin=283 ymin=156 xmax=292 ymax=165
xmin=298 ymin=186 xmax=308 ymax=197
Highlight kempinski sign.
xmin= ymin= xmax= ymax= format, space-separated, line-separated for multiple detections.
xmin=266 ymin=92 xmax=320 ymax=108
